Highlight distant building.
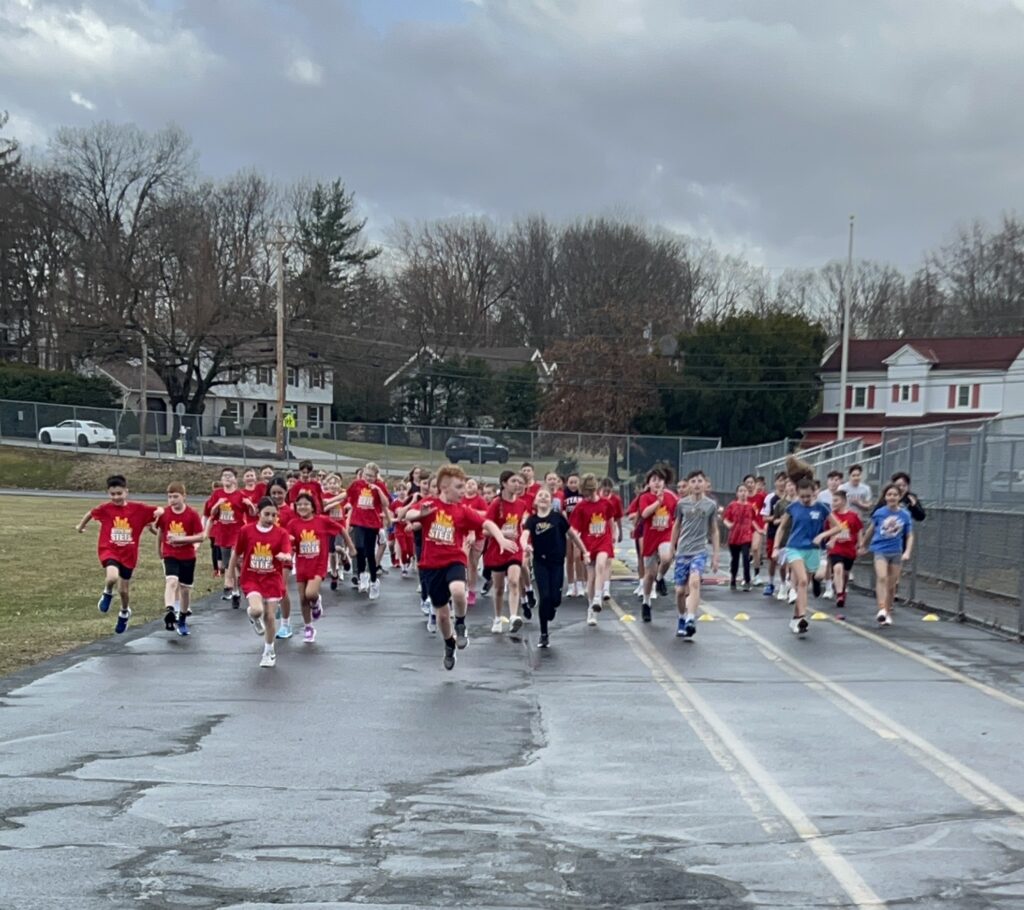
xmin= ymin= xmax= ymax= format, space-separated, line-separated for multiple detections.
xmin=800 ymin=335 xmax=1024 ymax=445
xmin=382 ymin=345 xmax=557 ymax=389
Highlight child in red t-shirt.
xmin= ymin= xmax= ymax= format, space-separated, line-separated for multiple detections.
xmin=203 ymin=467 xmax=255 ymax=607
xmin=228 ymin=497 xmax=293 ymax=669
xmin=76 ymin=474 xmax=162 ymax=635
xmin=154 ymin=481 xmax=205 ymax=635
xmin=722 ymin=484 xmax=758 ymax=590
xmin=287 ymin=492 xmax=346 ymax=643
xmin=823 ymin=489 xmax=863 ymax=611
xmin=569 ymin=474 xmax=617 ymax=626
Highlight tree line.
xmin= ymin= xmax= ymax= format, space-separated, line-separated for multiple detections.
xmin=1 ymin=116 xmax=1022 ymax=445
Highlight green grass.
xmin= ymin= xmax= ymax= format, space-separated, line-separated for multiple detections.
xmin=0 ymin=448 xmax=75 ymax=488
xmin=0 ymin=495 xmax=221 ymax=677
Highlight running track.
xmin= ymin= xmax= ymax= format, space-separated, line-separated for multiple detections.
xmin=1 ymin=575 xmax=1023 ymax=908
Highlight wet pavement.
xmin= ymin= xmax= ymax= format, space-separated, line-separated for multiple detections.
xmin=3 ymin=572 xmax=1024 ymax=909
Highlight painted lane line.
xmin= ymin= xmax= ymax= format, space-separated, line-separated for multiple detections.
xmin=609 ymin=599 xmax=887 ymax=910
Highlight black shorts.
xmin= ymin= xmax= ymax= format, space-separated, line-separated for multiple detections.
xmin=102 ymin=559 xmax=133 ymax=580
xmin=421 ymin=563 xmax=467 ymax=608
xmin=163 ymin=557 xmax=197 ymax=587
xmin=828 ymin=554 xmax=855 ymax=572
xmin=488 ymin=561 xmax=522 ymax=576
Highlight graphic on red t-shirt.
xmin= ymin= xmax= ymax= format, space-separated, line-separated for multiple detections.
xmin=638 ymin=491 xmax=678 ymax=555
xmin=346 ymin=479 xmax=388 ymax=529
xmin=483 ymin=496 xmax=528 ymax=566
xmin=156 ymin=506 xmax=204 ymax=559
xmin=237 ymin=523 xmax=292 ymax=598
xmin=418 ymin=498 xmax=485 ymax=569
xmin=91 ymin=501 xmax=159 ymax=569
xmin=722 ymin=500 xmax=757 ymax=546
xmin=205 ymin=489 xmax=249 ymax=547
xmin=829 ymin=510 xmax=863 ymax=560
xmin=287 ymin=515 xmax=344 ymax=579
xmin=287 ymin=480 xmax=324 ymax=512
xmin=570 ymin=497 xmax=617 ymax=557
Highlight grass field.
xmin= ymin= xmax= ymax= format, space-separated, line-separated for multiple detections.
xmin=0 ymin=495 xmax=221 ymax=677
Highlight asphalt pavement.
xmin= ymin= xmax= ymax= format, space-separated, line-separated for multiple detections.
xmin=3 ymin=566 xmax=1024 ymax=909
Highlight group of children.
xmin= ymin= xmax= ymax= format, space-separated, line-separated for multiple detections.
xmin=77 ymin=453 xmax=921 ymax=671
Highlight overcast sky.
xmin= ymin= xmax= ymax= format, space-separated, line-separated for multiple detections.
xmin=3 ymin=0 xmax=1024 ymax=269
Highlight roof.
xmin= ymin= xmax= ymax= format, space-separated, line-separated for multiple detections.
xmin=820 ymin=336 xmax=1024 ymax=372
xmin=383 ymin=344 xmax=552 ymax=387
xmin=800 ymin=412 xmax=997 ymax=431
xmin=96 ymin=361 xmax=168 ymax=395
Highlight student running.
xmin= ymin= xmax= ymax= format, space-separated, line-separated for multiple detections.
xmin=637 ymin=468 xmax=678 ymax=622
xmin=569 ymin=473 xmax=619 ymax=626
xmin=154 ymin=482 xmax=205 ymax=636
xmin=859 ymin=483 xmax=915 ymax=626
xmin=670 ymin=470 xmax=720 ymax=638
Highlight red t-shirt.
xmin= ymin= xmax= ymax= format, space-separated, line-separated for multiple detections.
xmin=463 ymin=494 xmax=488 ymax=514
xmin=323 ymin=493 xmax=347 ymax=525
xmin=346 ymin=479 xmax=389 ymax=529
xmin=287 ymin=515 xmax=345 ymax=579
xmin=156 ymin=505 xmax=204 ymax=559
xmin=637 ymin=491 xmax=678 ymax=555
xmin=723 ymin=500 xmax=757 ymax=546
xmin=287 ymin=479 xmax=324 ymax=512
xmin=418 ymin=497 xmax=485 ymax=569
xmin=236 ymin=523 xmax=292 ymax=587
xmin=205 ymin=488 xmax=249 ymax=547
xmin=626 ymin=494 xmax=644 ymax=540
xmin=273 ymin=503 xmax=296 ymax=529
xmin=570 ymin=497 xmax=618 ymax=556
xmin=483 ymin=496 xmax=529 ymax=567
xmin=750 ymin=491 xmax=768 ymax=530
xmin=522 ymin=482 xmax=542 ymax=512
xmin=829 ymin=510 xmax=863 ymax=560
xmin=601 ymin=492 xmax=624 ymax=522
xmin=90 ymin=501 xmax=159 ymax=569
xmin=239 ymin=485 xmax=266 ymax=524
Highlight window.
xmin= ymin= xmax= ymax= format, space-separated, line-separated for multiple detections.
xmin=957 ymin=385 xmax=971 ymax=408
xmin=853 ymin=386 xmax=867 ymax=408
xmin=287 ymin=366 xmax=298 ymax=387
xmin=307 ymin=405 xmax=324 ymax=430
xmin=222 ymin=400 xmax=242 ymax=423
xmin=310 ymin=366 xmax=326 ymax=389
xmin=900 ymin=384 xmax=912 ymax=402
xmin=256 ymin=367 xmax=273 ymax=386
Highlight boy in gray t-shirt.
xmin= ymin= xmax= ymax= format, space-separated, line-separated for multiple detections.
xmin=670 ymin=471 xmax=720 ymax=640
xmin=839 ymin=464 xmax=873 ymax=521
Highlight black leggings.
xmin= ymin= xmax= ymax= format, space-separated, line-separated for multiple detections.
xmin=533 ymin=558 xmax=565 ymax=635
xmin=353 ymin=526 xmax=380 ymax=582
xmin=729 ymin=544 xmax=751 ymax=584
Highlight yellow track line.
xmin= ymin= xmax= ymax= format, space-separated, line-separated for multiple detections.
xmin=609 ymin=599 xmax=887 ymax=910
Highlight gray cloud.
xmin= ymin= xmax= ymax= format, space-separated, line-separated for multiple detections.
xmin=3 ymin=0 xmax=1024 ymax=268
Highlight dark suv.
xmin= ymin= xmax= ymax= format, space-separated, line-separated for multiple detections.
xmin=444 ymin=434 xmax=510 ymax=464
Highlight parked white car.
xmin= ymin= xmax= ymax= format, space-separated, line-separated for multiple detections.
xmin=38 ymin=419 xmax=116 ymax=447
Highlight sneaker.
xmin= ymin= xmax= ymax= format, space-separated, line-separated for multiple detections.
xmin=762 ymin=584 xmax=775 ymax=597
xmin=822 ymin=587 xmax=834 ymax=600
xmin=656 ymin=577 xmax=668 ymax=597
xmin=259 ymin=648 xmax=276 ymax=668
xmin=427 ymin=612 xmax=437 ymax=634
xmin=490 ymin=617 xmax=504 ymax=634
xmin=788 ymin=587 xmax=798 ymax=605
xmin=303 ymin=624 xmax=316 ymax=644
xmin=633 ymin=582 xmax=644 ymax=597
xmin=509 ymin=615 xmax=524 ymax=635
xmin=312 ymin=597 xmax=323 ymax=621
xmin=164 ymin=608 xmax=176 ymax=631
xmin=684 ymin=616 xmax=697 ymax=638
xmin=753 ymin=572 xmax=763 ymax=586
xmin=250 ymin=614 xmax=265 ymax=636
xmin=812 ymin=577 xmax=823 ymax=598
xmin=776 ymin=584 xmax=789 ymax=602
xmin=730 ymin=582 xmax=738 ymax=592
xmin=591 ymin=600 xmax=602 ymax=614
xmin=329 ymin=573 xmax=338 ymax=591
xmin=358 ymin=573 xmax=370 ymax=593
xmin=877 ymin=610 xmax=893 ymax=626
xmin=176 ymin=616 xmax=190 ymax=636
xmin=586 ymin=606 xmax=598 ymax=626
xmin=522 ymin=602 xmax=533 ymax=621
xmin=443 ymin=642 xmax=457 ymax=671
xmin=676 ymin=616 xmax=687 ymax=637
xmin=402 ymin=565 xmax=411 ymax=578
xmin=221 ymin=590 xmax=232 ymax=602
xmin=455 ymin=620 xmax=469 ymax=649
xmin=742 ymin=582 xmax=751 ymax=592
xmin=482 ymin=578 xmax=493 ymax=596
xmin=650 ymin=587 xmax=658 ymax=602
xmin=538 ymin=633 xmax=550 ymax=648
xmin=98 ymin=591 xmax=113 ymax=613
xmin=368 ymin=580 xmax=381 ymax=601
xmin=642 ymin=603 xmax=652 ymax=623
xmin=275 ymin=621 xmax=293 ymax=640
xmin=790 ymin=616 xmax=809 ymax=635
xmin=351 ymin=573 xmax=360 ymax=589
xmin=467 ymin=590 xmax=477 ymax=607
xmin=231 ymin=592 xmax=241 ymax=609
xmin=837 ymin=592 xmax=847 ymax=609
xmin=420 ymin=599 xmax=432 ymax=616
xmin=114 ymin=609 xmax=131 ymax=634
xmin=526 ymin=589 xmax=537 ymax=610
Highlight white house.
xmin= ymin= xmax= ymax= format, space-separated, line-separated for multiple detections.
xmin=94 ymin=353 xmax=334 ymax=438
xmin=801 ymin=335 xmax=1024 ymax=444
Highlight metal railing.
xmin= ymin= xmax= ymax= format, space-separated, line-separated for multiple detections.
xmin=679 ymin=438 xmax=792 ymax=486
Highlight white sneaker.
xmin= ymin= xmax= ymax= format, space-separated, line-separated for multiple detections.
xmin=401 ymin=566 xmax=410 ymax=578
xmin=586 ymin=605 xmax=598 ymax=626
xmin=633 ymin=582 xmax=644 ymax=597
xmin=651 ymin=587 xmax=658 ymax=601
xmin=491 ymin=617 xmax=504 ymax=634
xmin=602 ymin=581 xmax=611 ymax=598
xmin=358 ymin=572 xmax=370 ymax=593
xmin=420 ymin=599 xmax=431 ymax=615
xmin=776 ymin=583 xmax=789 ymax=601
xmin=427 ymin=612 xmax=437 ymax=634
xmin=509 ymin=615 xmax=524 ymax=635
xmin=753 ymin=572 xmax=763 ymax=586
xmin=822 ymin=587 xmax=834 ymax=600
xmin=877 ymin=609 xmax=892 ymax=626
xmin=250 ymin=613 xmax=265 ymax=635
xmin=576 ymin=581 xmax=586 ymax=597
xmin=788 ymin=587 xmax=798 ymax=605
xmin=789 ymin=616 xmax=809 ymax=635
xmin=368 ymin=580 xmax=381 ymax=601
xmin=259 ymin=648 xmax=276 ymax=668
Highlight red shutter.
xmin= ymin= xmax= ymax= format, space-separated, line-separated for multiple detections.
xmin=948 ymin=385 xmax=956 ymax=409
xmin=845 ymin=386 xmax=853 ymax=409
xmin=972 ymin=383 xmax=980 ymax=408
xmin=867 ymin=385 xmax=876 ymax=408
xmin=892 ymin=384 xmax=899 ymax=402
xmin=911 ymin=384 xmax=919 ymax=402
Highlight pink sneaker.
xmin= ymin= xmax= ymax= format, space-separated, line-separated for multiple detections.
xmin=467 ymin=590 xmax=477 ymax=607
xmin=311 ymin=596 xmax=323 ymax=621
xmin=303 ymin=625 xmax=316 ymax=643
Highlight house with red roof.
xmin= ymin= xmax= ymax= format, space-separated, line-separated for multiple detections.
xmin=800 ymin=336 xmax=1024 ymax=445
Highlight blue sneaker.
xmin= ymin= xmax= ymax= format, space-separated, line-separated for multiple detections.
xmin=762 ymin=584 xmax=775 ymax=597
xmin=676 ymin=617 xmax=687 ymax=637
xmin=685 ymin=618 xmax=697 ymax=638
xmin=176 ymin=617 xmax=190 ymax=636
xmin=98 ymin=591 xmax=113 ymax=613
xmin=114 ymin=608 xmax=131 ymax=634
xmin=276 ymin=622 xmax=293 ymax=640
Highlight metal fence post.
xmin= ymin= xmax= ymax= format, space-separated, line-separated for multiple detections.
xmin=1017 ymin=542 xmax=1024 ymax=641
xmin=974 ymin=424 xmax=988 ymax=505
xmin=530 ymin=430 xmax=535 ymax=462
xmin=384 ymin=423 xmax=390 ymax=476
xmin=72 ymin=405 xmax=79 ymax=452
xmin=956 ymin=511 xmax=970 ymax=621
xmin=938 ymin=426 xmax=949 ymax=506
xmin=909 ymin=522 xmax=918 ymax=603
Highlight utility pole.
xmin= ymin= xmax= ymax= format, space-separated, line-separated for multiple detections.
xmin=271 ymin=226 xmax=288 ymax=460
xmin=139 ymin=333 xmax=148 ymax=457
xmin=837 ymin=214 xmax=855 ymax=442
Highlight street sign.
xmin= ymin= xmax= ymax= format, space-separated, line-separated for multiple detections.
xmin=283 ymin=411 xmax=297 ymax=430
xmin=174 ymin=403 xmax=186 ymax=416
